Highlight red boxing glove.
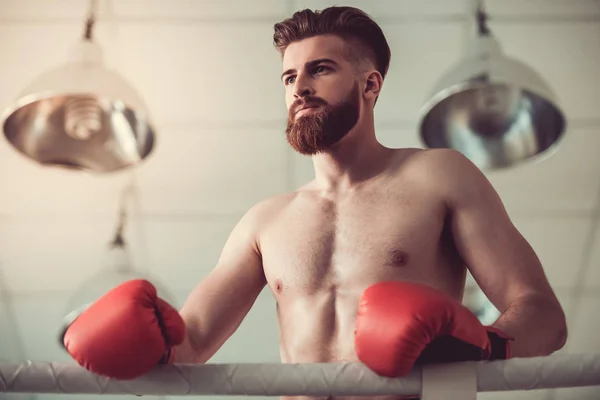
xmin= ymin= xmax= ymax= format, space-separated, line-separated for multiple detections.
xmin=63 ymin=279 xmax=186 ymax=380
xmin=355 ymin=281 xmax=512 ymax=377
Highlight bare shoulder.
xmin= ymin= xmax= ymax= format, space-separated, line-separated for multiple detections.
xmin=396 ymin=147 xmax=473 ymax=173
xmin=398 ymin=148 xmax=482 ymax=181
xmin=393 ymin=148 xmax=494 ymax=206
xmin=245 ymin=191 xmax=297 ymax=223
xmin=238 ymin=190 xmax=301 ymax=246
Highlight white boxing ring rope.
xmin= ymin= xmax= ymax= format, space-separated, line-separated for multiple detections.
xmin=1 ymin=353 xmax=599 ymax=397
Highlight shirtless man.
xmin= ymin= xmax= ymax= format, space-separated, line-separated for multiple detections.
xmin=62 ymin=6 xmax=567 ymax=400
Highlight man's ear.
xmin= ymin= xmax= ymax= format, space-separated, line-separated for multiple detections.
xmin=364 ymin=71 xmax=383 ymax=100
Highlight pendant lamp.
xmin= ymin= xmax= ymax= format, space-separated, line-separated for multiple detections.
xmin=2 ymin=2 xmax=155 ymax=173
xmin=418 ymin=1 xmax=566 ymax=169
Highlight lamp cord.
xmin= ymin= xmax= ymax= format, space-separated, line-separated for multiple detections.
xmin=475 ymin=0 xmax=490 ymax=36
xmin=84 ymin=0 xmax=98 ymax=40
xmin=110 ymin=181 xmax=134 ymax=250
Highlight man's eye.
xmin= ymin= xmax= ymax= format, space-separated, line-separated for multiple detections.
xmin=285 ymin=76 xmax=295 ymax=85
xmin=314 ymin=66 xmax=328 ymax=73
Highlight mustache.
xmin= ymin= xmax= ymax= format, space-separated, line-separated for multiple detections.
xmin=291 ymin=96 xmax=329 ymax=116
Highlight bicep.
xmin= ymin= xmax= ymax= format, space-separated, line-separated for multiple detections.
xmin=441 ymin=151 xmax=555 ymax=311
xmin=179 ymin=210 xmax=267 ymax=360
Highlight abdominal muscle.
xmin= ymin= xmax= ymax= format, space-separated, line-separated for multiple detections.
xmin=278 ymin=287 xmax=355 ymax=363
xmin=276 ymin=287 xmax=418 ymax=400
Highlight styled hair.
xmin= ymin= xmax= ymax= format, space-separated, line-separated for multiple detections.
xmin=273 ymin=6 xmax=391 ymax=80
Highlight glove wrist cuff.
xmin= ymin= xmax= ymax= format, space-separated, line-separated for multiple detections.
xmin=486 ymin=326 xmax=513 ymax=360
xmin=159 ymin=347 xmax=175 ymax=365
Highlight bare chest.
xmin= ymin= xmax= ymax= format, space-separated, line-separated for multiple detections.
xmin=260 ymin=187 xmax=451 ymax=296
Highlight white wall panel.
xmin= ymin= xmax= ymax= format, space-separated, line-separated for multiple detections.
xmin=511 ymin=216 xmax=592 ymax=290
xmin=136 ymin=128 xmax=290 ymax=215
xmin=291 ymin=149 xmax=313 ymax=187
xmin=297 ymin=0 xmax=600 ymax=20
xmin=486 ymin=0 xmax=600 ymax=19
xmin=6 ymin=0 xmax=597 ymax=23
xmin=581 ymin=224 xmax=600 ymax=289
xmin=0 ymin=0 xmax=290 ymax=21
xmin=295 ymin=0 xmax=470 ymax=18
xmin=10 ymin=293 xmax=73 ymax=362
xmin=0 ymin=0 xmax=89 ymax=21
xmin=110 ymin=0 xmax=290 ymax=21
xmin=553 ymin=293 xmax=600 ymax=400
xmin=562 ymin=293 xmax=600 ymax=353
xmin=370 ymin=22 xmax=465 ymax=123
xmin=584 ymin=261 xmax=600 ymax=289
xmin=487 ymin=128 xmax=600 ymax=214
xmin=134 ymin=216 xmax=241 ymax=293
xmin=113 ymin=23 xmax=288 ymax=127
xmin=0 ymin=140 xmax=132 ymax=217
xmin=0 ymin=23 xmax=84 ymax=116
xmin=0 ymin=299 xmax=25 ymax=361
xmin=489 ymin=21 xmax=600 ymax=121
xmin=0 ymin=217 xmax=134 ymax=293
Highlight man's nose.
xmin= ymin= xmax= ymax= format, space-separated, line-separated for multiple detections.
xmin=293 ymin=75 xmax=315 ymax=99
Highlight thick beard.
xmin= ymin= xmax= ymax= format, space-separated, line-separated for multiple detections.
xmin=286 ymin=83 xmax=360 ymax=155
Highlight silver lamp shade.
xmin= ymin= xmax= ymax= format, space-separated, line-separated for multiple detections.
xmin=2 ymin=39 xmax=155 ymax=173
xmin=418 ymin=33 xmax=566 ymax=170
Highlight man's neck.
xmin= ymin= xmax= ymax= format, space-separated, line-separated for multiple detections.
xmin=310 ymin=127 xmax=393 ymax=192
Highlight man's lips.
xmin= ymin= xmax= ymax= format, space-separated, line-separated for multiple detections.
xmin=295 ymin=104 xmax=320 ymax=114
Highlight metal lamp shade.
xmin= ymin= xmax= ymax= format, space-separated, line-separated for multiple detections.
xmin=2 ymin=40 xmax=155 ymax=173
xmin=418 ymin=34 xmax=566 ymax=170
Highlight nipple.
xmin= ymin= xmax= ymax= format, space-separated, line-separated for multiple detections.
xmin=274 ymin=279 xmax=284 ymax=293
xmin=390 ymin=249 xmax=410 ymax=267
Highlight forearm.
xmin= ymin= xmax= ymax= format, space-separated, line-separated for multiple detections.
xmin=172 ymin=325 xmax=221 ymax=364
xmin=172 ymin=335 xmax=208 ymax=364
xmin=491 ymin=293 xmax=567 ymax=358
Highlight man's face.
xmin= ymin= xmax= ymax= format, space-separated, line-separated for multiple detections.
xmin=281 ymin=35 xmax=362 ymax=155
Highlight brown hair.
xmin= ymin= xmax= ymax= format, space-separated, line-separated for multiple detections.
xmin=273 ymin=6 xmax=391 ymax=80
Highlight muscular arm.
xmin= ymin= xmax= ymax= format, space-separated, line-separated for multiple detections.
xmin=173 ymin=203 xmax=269 ymax=363
xmin=431 ymin=149 xmax=567 ymax=357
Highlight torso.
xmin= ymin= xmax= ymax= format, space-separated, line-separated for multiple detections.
xmin=258 ymin=149 xmax=467 ymax=400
